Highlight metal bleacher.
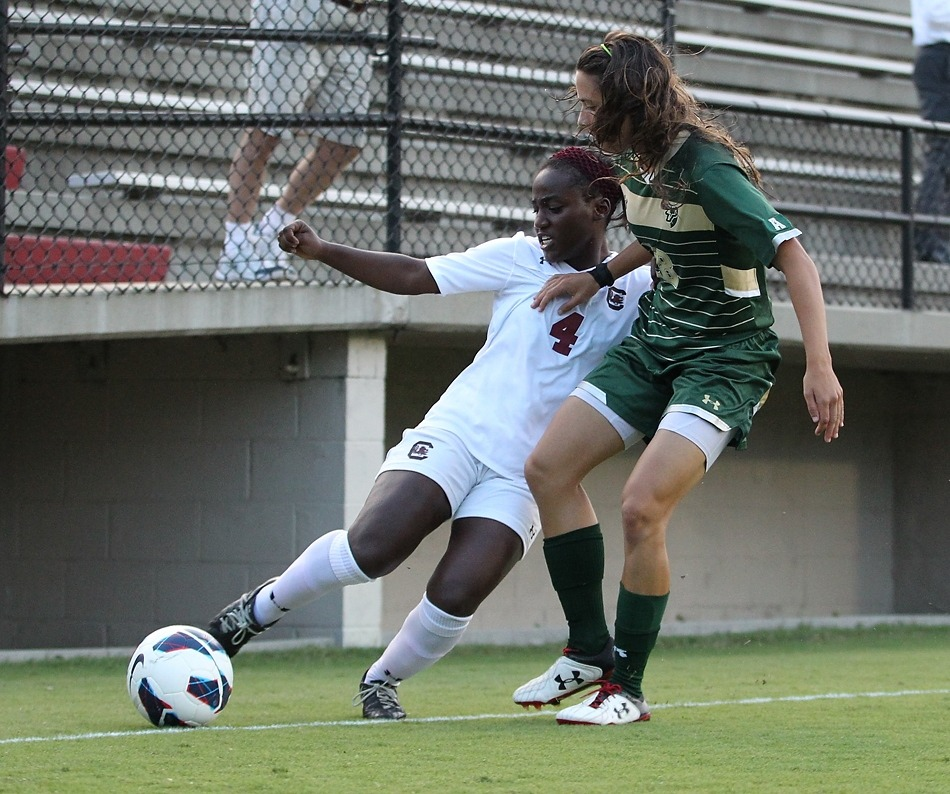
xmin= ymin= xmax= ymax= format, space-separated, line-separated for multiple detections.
xmin=5 ymin=0 xmax=931 ymax=303
xmin=672 ymin=0 xmax=937 ymax=308
xmin=676 ymin=0 xmax=913 ymax=112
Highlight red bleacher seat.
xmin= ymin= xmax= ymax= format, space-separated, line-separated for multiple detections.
xmin=5 ymin=145 xmax=26 ymax=191
xmin=3 ymin=234 xmax=171 ymax=284
xmin=3 ymin=147 xmax=171 ymax=284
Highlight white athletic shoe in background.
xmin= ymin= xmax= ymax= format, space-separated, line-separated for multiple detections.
xmin=214 ymin=226 xmax=297 ymax=282
xmin=252 ymin=229 xmax=297 ymax=281
xmin=213 ymin=231 xmax=261 ymax=281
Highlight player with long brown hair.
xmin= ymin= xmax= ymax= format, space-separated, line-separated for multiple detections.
xmin=513 ymin=32 xmax=844 ymax=725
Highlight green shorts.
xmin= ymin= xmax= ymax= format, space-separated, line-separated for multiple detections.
xmin=582 ymin=330 xmax=781 ymax=450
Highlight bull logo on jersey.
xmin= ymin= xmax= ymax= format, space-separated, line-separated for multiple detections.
xmin=654 ymin=249 xmax=679 ymax=288
xmin=408 ymin=441 xmax=434 ymax=460
xmin=606 ymin=286 xmax=626 ymax=311
xmin=664 ymin=206 xmax=679 ymax=227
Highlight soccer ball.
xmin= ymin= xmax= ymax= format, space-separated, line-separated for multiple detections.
xmin=127 ymin=624 xmax=234 ymax=727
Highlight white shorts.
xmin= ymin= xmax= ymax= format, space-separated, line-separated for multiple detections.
xmin=247 ymin=0 xmax=370 ymax=146
xmin=378 ymin=426 xmax=541 ymax=557
xmin=573 ymin=384 xmax=738 ymax=471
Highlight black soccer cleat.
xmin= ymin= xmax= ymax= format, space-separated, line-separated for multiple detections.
xmin=353 ymin=671 xmax=407 ymax=720
xmin=207 ymin=577 xmax=280 ymax=657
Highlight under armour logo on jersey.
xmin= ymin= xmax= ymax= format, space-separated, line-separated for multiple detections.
xmin=606 ymin=286 xmax=626 ymax=311
xmin=527 ymin=523 xmax=539 ymax=541
xmin=702 ymin=394 xmax=722 ymax=411
xmin=555 ymin=671 xmax=585 ymax=690
xmin=665 ymin=206 xmax=679 ymax=227
xmin=408 ymin=441 xmax=434 ymax=460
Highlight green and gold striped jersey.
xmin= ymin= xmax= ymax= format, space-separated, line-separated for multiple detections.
xmin=618 ymin=132 xmax=800 ymax=358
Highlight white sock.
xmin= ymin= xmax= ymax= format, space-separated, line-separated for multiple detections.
xmin=364 ymin=594 xmax=472 ymax=685
xmin=253 ymin=530 xmax=372 ymax=625
xmin=258 ymin=204 xmax=297 ymax=238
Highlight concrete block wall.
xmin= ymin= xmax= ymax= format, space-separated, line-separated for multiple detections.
xmin=893 ymin=372 xmax=950 ymax=614
xmin=2 ymin=329 xmax=948 ymax=651
xmin=0 ymin=331 xmax=387 ymax=649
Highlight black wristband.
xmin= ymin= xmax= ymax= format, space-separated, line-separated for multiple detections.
xmin=590 ymin=261 xmax=615 ymax=288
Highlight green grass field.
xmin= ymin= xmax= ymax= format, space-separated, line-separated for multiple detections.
xmin=1 ymin=626 xmax=948 ymax=793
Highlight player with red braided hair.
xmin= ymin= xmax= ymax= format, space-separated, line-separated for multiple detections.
xmin=206 ymin=147 xmax=652 ymax=720
xmin=549 ymin=145 xmax=624 ymax=209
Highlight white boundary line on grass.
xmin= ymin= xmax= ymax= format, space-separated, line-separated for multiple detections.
xmin=2 ymin=688 xmax=947 ymax=746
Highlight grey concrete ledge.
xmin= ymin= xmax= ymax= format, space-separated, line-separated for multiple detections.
xmin=3 ymin=284 xmax=950 ymax=364
xmin=0 ymin=283 xmax=499 ymax=343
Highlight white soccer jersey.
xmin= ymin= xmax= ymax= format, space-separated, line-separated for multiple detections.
xmin=421 ymin=231 xmax=651 ymax=480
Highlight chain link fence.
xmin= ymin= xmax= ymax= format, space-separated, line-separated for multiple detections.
xmin=2 ymin=0 xmax=667 ymax=294
xmin=2 ymin=0 xmax=949 ymax=310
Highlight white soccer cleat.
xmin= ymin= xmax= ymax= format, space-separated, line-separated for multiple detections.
xmin=555 ymin=683 xmax=651 ymax=726
xmin=513 ymin=640 xmax=614 ymax=708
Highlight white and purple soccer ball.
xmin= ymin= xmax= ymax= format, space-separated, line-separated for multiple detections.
xmin=127 ymin=624 xmax=233 ymax=727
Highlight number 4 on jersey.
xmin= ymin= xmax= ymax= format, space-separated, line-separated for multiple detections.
xmin=549 ymin=311 xmax=584 ymax=355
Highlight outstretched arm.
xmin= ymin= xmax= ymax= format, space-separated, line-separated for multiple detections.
xmin=773 ymin=237 xmax=844 ymax=442
xmin=532 ymin=240 xmax=653 ymax=313
xmin=278 ymin=220 xmax=439 ymax=295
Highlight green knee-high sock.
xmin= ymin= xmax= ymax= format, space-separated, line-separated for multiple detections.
xmin=612 ymin=585 xmax=669 ymax=700
xmin=543 ymin=525 xmax=610 ymax=655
